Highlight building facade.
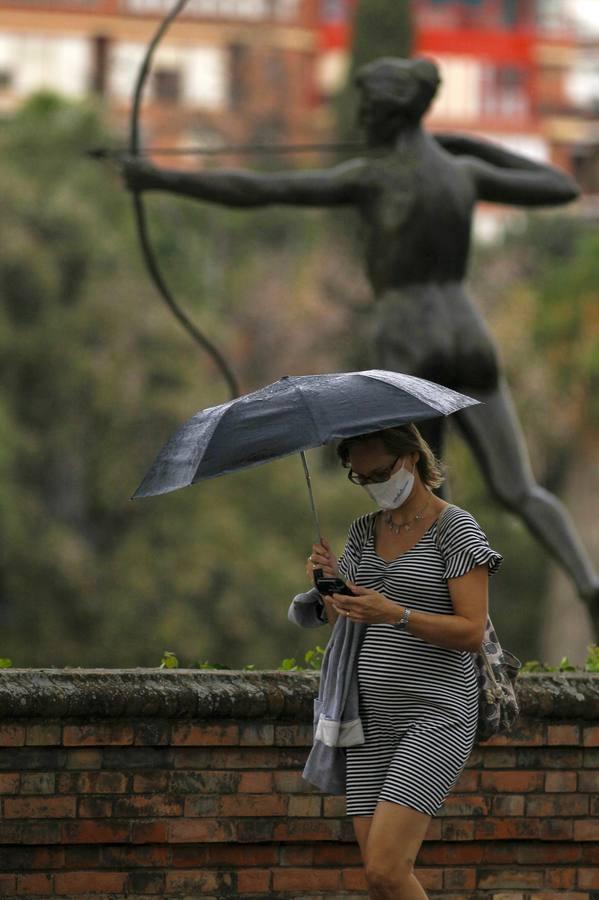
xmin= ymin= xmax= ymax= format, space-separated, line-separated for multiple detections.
xmin=0 ymin=0 xmax=595 ymax=207
xmin=413 ymin=0 xmax=598 ymax=207
xmin=0 ymin=0 xmax=351 ymax=153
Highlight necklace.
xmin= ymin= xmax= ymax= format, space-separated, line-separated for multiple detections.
xmin=383 ymin=498 xmax=431 ymax=535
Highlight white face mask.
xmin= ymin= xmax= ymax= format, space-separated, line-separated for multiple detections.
xmin=363 ymin=461 xmax=415 ymax=510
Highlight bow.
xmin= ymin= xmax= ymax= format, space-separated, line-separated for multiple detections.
xmin=129 ymin=0 xmax=240 ymax=399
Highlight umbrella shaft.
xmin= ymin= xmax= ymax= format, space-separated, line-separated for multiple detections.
xmin=300 ymin=451 xmax=322 ymax=545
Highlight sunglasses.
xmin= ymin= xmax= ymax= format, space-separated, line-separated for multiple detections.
xmin=346 ymin=454 xmax=404 ymax=486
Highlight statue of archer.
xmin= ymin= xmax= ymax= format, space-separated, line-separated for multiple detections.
xmin=122 ymin=57 xmax=599 ymax=614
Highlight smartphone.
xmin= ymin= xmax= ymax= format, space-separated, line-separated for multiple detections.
xmin=313 ymin=568 xmax=354 ymax=597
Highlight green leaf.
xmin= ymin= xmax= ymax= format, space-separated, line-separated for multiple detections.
xmin=558 ymin=656 xmax=577 ymax=672
xmin=520 ymin=660 xmax=544 ymax=672
xmin=585 ymin=645 xmax=599 ymax=672
xmin=280 ymin=658 xmax=299 ymax=671
xmin=159 ymin=650 xmax=179 ymax=669
xmin=0 ymin=658 xmax=13 ymax=669
xmin=304 ymin=645 xmax=325 ymax=670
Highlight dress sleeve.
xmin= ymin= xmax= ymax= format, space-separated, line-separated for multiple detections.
xmin=437 ymin=507 xmax=503 ymax=580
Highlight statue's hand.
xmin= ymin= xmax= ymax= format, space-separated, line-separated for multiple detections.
xmin=120 ymin=155 xmax=157 ymax=193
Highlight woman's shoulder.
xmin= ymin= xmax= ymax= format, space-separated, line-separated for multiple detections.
xmin=436 ymin=504 xmax=486 ymax=540
xmin=348 ymin=512 xmax=377 ymax=542
xmin=437 ymin=503 xmax=478 ymax=524
xmin=435 ymin=504 xmax=502 ymax=577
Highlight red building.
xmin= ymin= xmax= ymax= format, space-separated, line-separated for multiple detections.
xmin=0 ymin=0 xmax=352 ymax=153
xmin=412 ymin=0 xmax=584 ymax=174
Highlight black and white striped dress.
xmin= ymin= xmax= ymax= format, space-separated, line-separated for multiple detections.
xmin=338 ymin=504 xmax=502 ymax=818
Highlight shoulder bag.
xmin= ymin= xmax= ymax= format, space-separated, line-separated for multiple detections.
xmin=436 ymin=505 xmax=521 ymax=743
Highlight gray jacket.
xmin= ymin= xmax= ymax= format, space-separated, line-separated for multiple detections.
xmin=288 ymin=587 xmax=365 ymax=794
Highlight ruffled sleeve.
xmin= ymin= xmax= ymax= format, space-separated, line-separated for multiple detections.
xmin=436 ymin=506 xmax=502 ymax=580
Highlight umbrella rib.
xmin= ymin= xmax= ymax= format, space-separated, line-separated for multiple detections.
xmin=291 ymin=380 xmax=326 ymax=447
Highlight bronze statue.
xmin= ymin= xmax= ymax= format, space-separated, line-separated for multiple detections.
xmin=122 ymin=57 xmax=598 ymax=613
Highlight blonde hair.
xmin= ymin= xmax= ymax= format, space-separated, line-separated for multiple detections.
xmin=337 ymin=423 xmax=444 ymax=489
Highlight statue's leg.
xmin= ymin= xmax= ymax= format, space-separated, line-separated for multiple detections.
xmin=372 ymin=286 xmax=454 ymax=499
xmin=415 ymin=418 xmax=450 ymax=500
xmin=454 ymin=377 xmax=598 ymax=605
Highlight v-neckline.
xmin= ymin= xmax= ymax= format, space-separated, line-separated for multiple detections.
xmin=367 ymin=506 xmax=451 ymax=564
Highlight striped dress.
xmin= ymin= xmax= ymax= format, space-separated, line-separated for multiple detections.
xmin=337 ymin=504 xmax=502 ymax=818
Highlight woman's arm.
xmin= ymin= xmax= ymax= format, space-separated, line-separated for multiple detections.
xmin=331 ymin=565 xmax=489 ymax=652
xmin=122 ymin=157 xmax=368 ymax=208
xmin=395 ymin=565 xmax=488 ymax=652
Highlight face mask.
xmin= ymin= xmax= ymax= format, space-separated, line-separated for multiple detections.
xmin=364 ymin=461 xmax=414 ymax=510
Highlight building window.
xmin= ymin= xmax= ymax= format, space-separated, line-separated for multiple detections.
xmin=91 ymin=34 xmax=109 ymax=95
xmin=502 ymin=0 xmax=517 ymax=26
xmin=229 ymin=42 xmax=249 ymax=111
xmin=0 ymin=69 xmax=13 ymax=91
xmin=482 ymin=64 xmax=529 ymax=119
xmin=321 ymin=0 xmax=345 ymax=16
xmin=429 ymin=55 xmax=482 ymax=121
xmin=536 ymin=0 xmax=563 ymax=32
xmin=153 ymin=68 xmax=181 ymax=103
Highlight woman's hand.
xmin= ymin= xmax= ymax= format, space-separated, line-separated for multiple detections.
xmin=306 ymin=538 xmax=338 ymax=583
xmin=331 ymin=584 xmax=399 ymax=625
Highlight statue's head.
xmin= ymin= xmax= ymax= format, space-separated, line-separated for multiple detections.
xmin=355 ymin=58 xmax=441 ymax=140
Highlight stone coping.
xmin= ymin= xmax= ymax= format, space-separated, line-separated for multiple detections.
xmin=0 ymin=670 xmax=598 ymax=720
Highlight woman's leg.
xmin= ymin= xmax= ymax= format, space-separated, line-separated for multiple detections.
xmin=361 ymin=801 xmax=431 ymax=899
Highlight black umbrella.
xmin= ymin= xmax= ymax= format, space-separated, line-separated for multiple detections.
xmin=133 ymin=369 xmax=479 ymax=540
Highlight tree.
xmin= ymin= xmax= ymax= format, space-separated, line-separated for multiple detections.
xmin=335 ymin=0 xmax=413 ymax=141
xmin=0 ymin=94 xmax=357 ymax=667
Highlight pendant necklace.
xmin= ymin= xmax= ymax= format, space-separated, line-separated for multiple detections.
xmin=383 ymin=498 xmax=431 ymax=535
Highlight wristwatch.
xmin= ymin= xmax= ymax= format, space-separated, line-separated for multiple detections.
xmin=395 ymin=607 xmax=412 ymax=630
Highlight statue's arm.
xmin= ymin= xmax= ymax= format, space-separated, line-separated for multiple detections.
xmin=435 ymin=132 xmax=580 ymax=206
xmin=465 ymin=157 xmax=579 ymax=206
xmin=122 ymin=157 xmax=367 ymax=207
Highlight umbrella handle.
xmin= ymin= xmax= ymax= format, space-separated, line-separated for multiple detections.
xmin=300 ymin=451 xmax=322 ymax=546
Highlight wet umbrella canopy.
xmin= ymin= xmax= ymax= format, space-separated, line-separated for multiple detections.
xmin=133 ymin=370 xmax=479 ymax=535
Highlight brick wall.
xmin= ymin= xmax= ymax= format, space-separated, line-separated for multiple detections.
xmin=0 ymin=670 xmax=598 ymax=898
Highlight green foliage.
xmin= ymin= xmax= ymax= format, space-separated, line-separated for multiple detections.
xmin=159 ymin=651 xmax=179 ymax=669
xmin=520 ymin=645 xmax=599 ymax=673
xmin=279 ymin=645 xmax=326 ymax=671
xmin=334 ymin=0 xmax=412 ymax=142
xmin=0 ymin=93 xmax=357 ymax=669
xmin=350 ymin=0 xmax=412 ymax=68
xmin=0 ymin=659 xmax=13 ymax=669
xmin=586 ymin=646 xmax=599 ymax=673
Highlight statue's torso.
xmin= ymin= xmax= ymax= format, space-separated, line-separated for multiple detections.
xmin=359 ymin=138 xmax=476 ymax=293
xmin=357 ymin=139 xmax=498 ymax=392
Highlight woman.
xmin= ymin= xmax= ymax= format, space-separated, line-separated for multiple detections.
xmin=299 ymin=423 xmax=501 ymax=900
